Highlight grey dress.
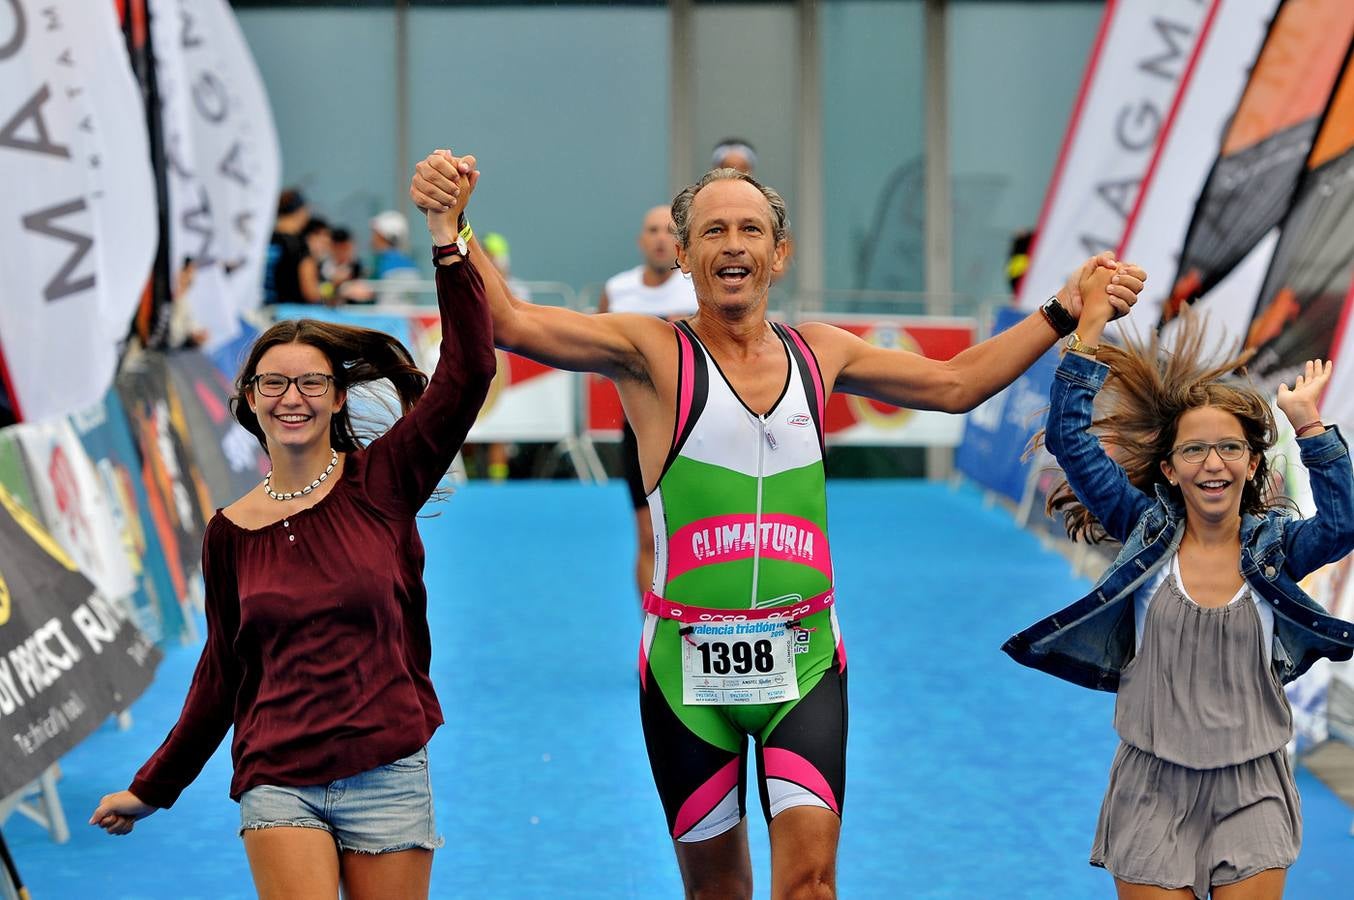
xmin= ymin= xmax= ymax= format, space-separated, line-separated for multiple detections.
xmin=1090 ymin=559 xmax=1301 ymax=898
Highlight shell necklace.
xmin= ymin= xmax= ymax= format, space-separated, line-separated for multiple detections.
xmin=264 ymin=448 xmax=338 ymax=502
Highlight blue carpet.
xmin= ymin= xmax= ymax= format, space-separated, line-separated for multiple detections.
xmin=7 ymin=482 xmax=1352 ymax=897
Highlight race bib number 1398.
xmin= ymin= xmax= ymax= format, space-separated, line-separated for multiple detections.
xmin=681 ymin=621 xmax=800 ymax=705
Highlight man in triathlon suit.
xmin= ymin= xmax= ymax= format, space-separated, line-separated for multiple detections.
xmin=597 ymin=206 xmax=699 ymax=601
xmin=411 ymin=152 xmax=1145 ymax=898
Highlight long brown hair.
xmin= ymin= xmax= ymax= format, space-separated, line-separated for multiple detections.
xmin=231 ymin=319 xmax=428 ymax=454
xmin=1039 ymin=316 xmax=1288 ymax=543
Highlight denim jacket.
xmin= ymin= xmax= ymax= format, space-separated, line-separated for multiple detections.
xmin=1002 ymin=352 xmax=1354 ymax=692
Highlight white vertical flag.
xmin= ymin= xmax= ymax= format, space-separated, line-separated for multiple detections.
xmin=1114 ymin=0 xmax=1280 ymax=343
xmin=151 ymin=0 xmax=280 ymax=345
xmin=1016 ymin=0 xmax=1217 ymax=310
xmin=0 ymin=0 xmax=157 ymax=422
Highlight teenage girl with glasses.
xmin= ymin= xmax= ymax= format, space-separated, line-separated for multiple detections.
xmin=1005 ymin=294 xmax=1354 ymax=899
xmin=89 ymin=157 xmax=494 ymax=900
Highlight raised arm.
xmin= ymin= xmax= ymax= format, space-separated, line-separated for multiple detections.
xmin=410 ymin=150 xmax=657 ymax=380
xmin=358 ymin=161 xmax=499 ymax=517
xmin=810 ymin=255 xmax=1144 ymax=413
xmin=1274 ymin=360 xmax=1354 ymax=577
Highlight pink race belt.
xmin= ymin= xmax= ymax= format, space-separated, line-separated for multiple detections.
xmin=642 ymin=589 xmax=835 ymax=624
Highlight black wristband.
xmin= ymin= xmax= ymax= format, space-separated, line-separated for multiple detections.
xmin=431 ymin=241 xmax=465 ymax=265
xmin=1040 ymin=295 xmax=1077 ymax=337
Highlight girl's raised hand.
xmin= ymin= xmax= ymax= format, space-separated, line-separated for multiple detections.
xmin=1277 ymin=358 xmax=1333 ymax=427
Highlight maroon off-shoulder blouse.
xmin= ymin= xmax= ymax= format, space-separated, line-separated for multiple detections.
xmin=130 ymin=261 xmax=496 ymax=807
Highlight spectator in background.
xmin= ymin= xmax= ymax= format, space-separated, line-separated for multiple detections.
xmin=464 ymin=232 xmax=523 ymax=481
xmin=168 ymin=257 xmax=209 ymax=350
xmin=323 ymin=227 xmax=374 ymax=305
xmin=370 ymin=210 xmax=419 ymax=280
xmin=303 ymin=218 xmax=332 ymax=265
xmin=1007 ymin=228 xmax=1034 ymax=296
xmin=597 ymin=206 xmax=697 ymax=601
xmin=482 ymin=232 xmax=530 ymax=301
xmin=262 ymin=188 xmax=324 ymax=306
xmin=710 ymin=137 xmax=758 ymax=174
xmin=370 ymin=210 xmax=421 ymax=305
xmin=710 ymin=137 xmax=795 ymax=283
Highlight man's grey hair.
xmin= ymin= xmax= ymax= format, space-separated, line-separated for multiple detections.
xmin=671 ymin=168 xmax=790 ymax=248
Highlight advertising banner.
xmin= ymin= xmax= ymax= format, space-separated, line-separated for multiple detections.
xmin=956 ymin=308 xmax=1054 ymax=502
xmin=0 ymin=482 xmax=160 ymax=798
xmin=10 ymin=419 xmax=136 ymax=606
xmin=1017 ymin=0 xmax=1217 ymax=311
xmin=1160 ymin=0 xmax=1354 ymax=323
xmin=69 ymin=391 xmax=188 ymax=645
xmin=1114 ymin=0 xmax=1280 ymax=336
xmin=150 ymin=0 xmax=281 ymax=331
xmin=165 ymin=350 xmax=269 ymax=508
xmin=818 ymin=317 xmax=977 ymax=447
xmin=115 ymin=353 xmax=212 ymax=588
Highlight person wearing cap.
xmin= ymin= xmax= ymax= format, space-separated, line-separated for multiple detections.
xmin=466 ymin=231 xmax=527 ymax=481
xmin=370 ymin=210 xmax=421 ymax=305
xmin=262 ymin=188 xmax=325 ymax=306
xmin=370 ymin=210 xmax=419 ymax=280
xmin=322 ymin=227 xmax=374 ymax=305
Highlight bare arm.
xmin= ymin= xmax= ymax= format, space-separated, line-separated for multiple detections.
xmin=816 ymin=256 xmax=1144 ymax=413
xmin=297 ymin=255 xmax=325 ymax=304
xmin=410 ymin=150 xmax=655 ymax=379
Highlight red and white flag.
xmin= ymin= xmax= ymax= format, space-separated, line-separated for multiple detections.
xmin=1017 ymin=0 xmax=1218 ymax=311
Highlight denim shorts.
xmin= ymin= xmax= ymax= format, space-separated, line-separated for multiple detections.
xmin=238 ymin=746 xmax=443 ymax=854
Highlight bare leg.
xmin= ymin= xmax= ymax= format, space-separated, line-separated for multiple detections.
xmin=1212 ymin=868 xmax=1287 ymax=900
xmin=1114 ymin=880 xmax=1194 ymax=899
xmin=340 ymin=848 xmax=433 ymax=900
xmin=635 ymin=507 xmax=655 ymax=602
xmin=242 ymin=826 xmax=340 ymax=900
xmin=673 ymin=818 xmax=753 ymax=900
xmin=769 ymin=806 xmax=839 ymax=900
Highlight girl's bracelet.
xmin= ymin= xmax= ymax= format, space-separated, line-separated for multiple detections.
xmin=1295 ymin=420 xmax=1325 ymax=438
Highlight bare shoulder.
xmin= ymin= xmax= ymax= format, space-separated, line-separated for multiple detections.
xmin=794 ymin=321 xmax=864 ymax=379
xmin=795 ymin=320 xmax=856 ymax=345
xmin=609 ymin=312 xmax=684 ymax=372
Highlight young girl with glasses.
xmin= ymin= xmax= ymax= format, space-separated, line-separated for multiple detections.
xmin=89 ymin=158 xmax=494 ymax=900
xmin=1004 ymin=299 xmax=1354 ymax=899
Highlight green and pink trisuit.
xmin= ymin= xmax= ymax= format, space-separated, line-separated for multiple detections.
xmin=639 ymin=320 xmax=847 ymax=843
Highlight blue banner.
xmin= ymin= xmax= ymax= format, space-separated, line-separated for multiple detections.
xmin=955 ymin=307 xmax=1058 ymax=502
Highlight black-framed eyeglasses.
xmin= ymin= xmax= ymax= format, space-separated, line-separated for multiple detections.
xmin=251 ymin=372 xmax=335 ymax=398
xmin=1170 ymin=439 xmax=1249 ymax=465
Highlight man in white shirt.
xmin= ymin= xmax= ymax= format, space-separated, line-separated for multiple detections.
xmin=598 ymin=206 xmax=698 ymax=601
